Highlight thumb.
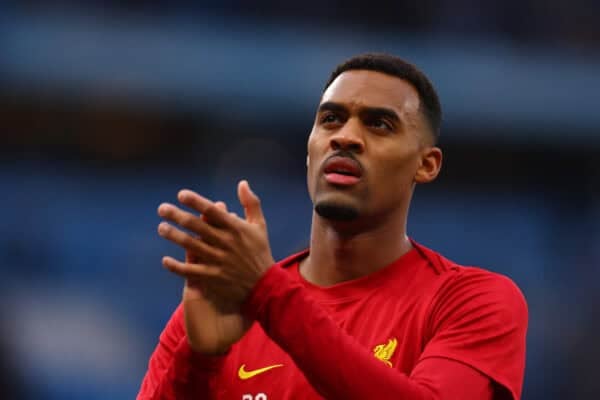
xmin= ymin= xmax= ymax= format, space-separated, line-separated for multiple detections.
xmin=238 ymin=180 xmax=265 ymax=226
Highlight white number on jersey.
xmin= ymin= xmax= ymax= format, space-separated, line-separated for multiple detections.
xmin=242 ymin=393 xmax=267 ymax=400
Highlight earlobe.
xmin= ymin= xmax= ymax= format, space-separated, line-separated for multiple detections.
xmin=414 ymin=147 xmax=443 ymax=184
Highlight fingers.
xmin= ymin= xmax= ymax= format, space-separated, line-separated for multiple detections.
xmin=178 ymin=190 xmax=235 ymax=228
xmin=214 ymin=201 xmax=240 ymax=219
xmin=162 ymin=256 xmax=222 ymax=278
xmin=158 ymin=222 xmax=224 ymax=263
xmin=237 ymin=180 xmax=265 ymax=226
xmin=214 ymin=201 xmax=228 ymax=212
xmin=158 ymin=203 xmax=227 ymax=247
xmin=186 ymin=249 xmax=199 ymax=264
xmin=177 ymin=189 xmax=213 ymax=213
xmin=187 ymin=202 xmax=227 ymax=263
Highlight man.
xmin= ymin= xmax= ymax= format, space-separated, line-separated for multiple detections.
xmin=138 ymin=53 xmax=528 ymax=399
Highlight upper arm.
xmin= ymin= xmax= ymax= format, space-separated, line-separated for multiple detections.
xmin=410 ymin=357 xmax=494 ymax=400
xmin=419 ymin=271 xmax=528 ymax=400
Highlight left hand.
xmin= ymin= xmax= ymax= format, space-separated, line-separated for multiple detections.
xmin=157 ymin=180 xmax=275 ymax=306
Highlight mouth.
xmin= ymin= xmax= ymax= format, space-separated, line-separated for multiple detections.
xmin=322 ymin=155 xmax=363 ymax=186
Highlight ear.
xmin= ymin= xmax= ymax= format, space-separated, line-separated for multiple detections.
xmin=306 ymin=154 xmax=310 ymax=168
xmin=414 ymin=146 xmax=442 ymax=184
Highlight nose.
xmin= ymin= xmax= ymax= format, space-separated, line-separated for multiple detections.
xmin=329 ymin=119 xmax=365 ymax=153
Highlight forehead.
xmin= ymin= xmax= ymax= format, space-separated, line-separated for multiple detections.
xmin=321 ymin=70 xmax=421 ymax=115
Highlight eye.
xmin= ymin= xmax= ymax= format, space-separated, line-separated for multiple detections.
xmin=319 ymin=112 xmax=341 ymax=125
xmin=369 ymin=118 xmax=393 ymax=132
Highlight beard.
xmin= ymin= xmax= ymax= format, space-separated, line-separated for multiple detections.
xmin=314 ymin=201 xmax=359 ymax=221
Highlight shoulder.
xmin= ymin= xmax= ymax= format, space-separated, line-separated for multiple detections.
xmin=432 ymin=267 xmax=528 ymax=343
xmin=414 ymin=242 xmax=528 ymax=326
xmin=438 ymin=266 xmax=528 ymax=330
xmin=442 ymin=264 xmax=526 ymax=307
xmin=415 ymin=245 xmax=528 ymax=400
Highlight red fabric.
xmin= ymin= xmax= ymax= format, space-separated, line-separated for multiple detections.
xmin=137 ymin=241 xmax=527 ymax=399
xmin=137 ymin=304 xmax=226 ymax=400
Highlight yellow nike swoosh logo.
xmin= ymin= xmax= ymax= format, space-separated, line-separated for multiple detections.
xmin=238 ymin=364 xmax=284 ymax=380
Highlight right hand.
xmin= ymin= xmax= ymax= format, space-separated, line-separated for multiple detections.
xmin=164 ymin=201 xmax=251 ymax=355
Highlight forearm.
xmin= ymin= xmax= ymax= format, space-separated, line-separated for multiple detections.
xmin=244 ymin=267 xmax=433 ymax=400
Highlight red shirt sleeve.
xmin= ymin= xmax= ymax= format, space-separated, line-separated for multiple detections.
xmin=137 ymin=304 xmax=226 ymax=400
xmin=419 ymin=269 xmax=528 ymax=400
xmin=243 ymin=266 xmax=512 ymax=400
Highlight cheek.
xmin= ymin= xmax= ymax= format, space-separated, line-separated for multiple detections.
xmin=372 ymin=150 xmax=419 ymax=191
xmin=306 ymin=165 xmax=315 ymax=201
xmin=307 ymin=132 xmax=325 ymax=169
xmin=306 ymin=135 xmax=319 ymax=197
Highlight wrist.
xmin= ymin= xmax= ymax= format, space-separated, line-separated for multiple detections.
xmin=187 ymin=337 xmax=231 ymax=356
xmin=242 ymin=261 xmax=283 ymax=320
xmin=175 ymin=338 xmax=227 ymax=372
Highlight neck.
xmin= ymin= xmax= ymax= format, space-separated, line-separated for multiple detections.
xmin=300 ymin=208 xmax=412 ymax=286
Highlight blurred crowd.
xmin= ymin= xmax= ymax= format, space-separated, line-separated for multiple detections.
xmin=9 ymin=0 xmax=600 ymax=51
xmin=1 ymin=2 xmax=599 ymax=399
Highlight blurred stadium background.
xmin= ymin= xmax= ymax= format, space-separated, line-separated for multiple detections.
xmin=1 ymin=1 xmax=599 ymax=399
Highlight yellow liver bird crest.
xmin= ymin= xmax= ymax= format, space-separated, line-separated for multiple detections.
xmin=373 ymin=338 xmax=397 ymax=367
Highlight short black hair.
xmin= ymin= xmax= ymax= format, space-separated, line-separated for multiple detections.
xmin=324 ymin=53 xmax=442 ymax=142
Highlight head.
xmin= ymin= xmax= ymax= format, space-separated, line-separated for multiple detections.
xmin=307 ymin=53 xmax=443 ymax=227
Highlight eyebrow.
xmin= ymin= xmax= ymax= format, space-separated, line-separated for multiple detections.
xmin=317 ymin=101 xmax=347 ymax=114
xmin=318 ymin=101 xmax=401 ymax=123
xmin=362 ymin=105 xmax=401 ymax=124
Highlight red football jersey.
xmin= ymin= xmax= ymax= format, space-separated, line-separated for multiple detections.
xmin=138 ymin=241 xmax=528 ymax=400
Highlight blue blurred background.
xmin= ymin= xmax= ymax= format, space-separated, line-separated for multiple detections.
xmin=1 ymin=2 xmax=599 ymax=399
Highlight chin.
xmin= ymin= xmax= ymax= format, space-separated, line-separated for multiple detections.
xmin=314 ymin=200 xmax=359 ymax=221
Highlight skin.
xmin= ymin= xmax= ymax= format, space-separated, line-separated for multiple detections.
xmin=156 ymin=69 xmax=442 ymax=354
